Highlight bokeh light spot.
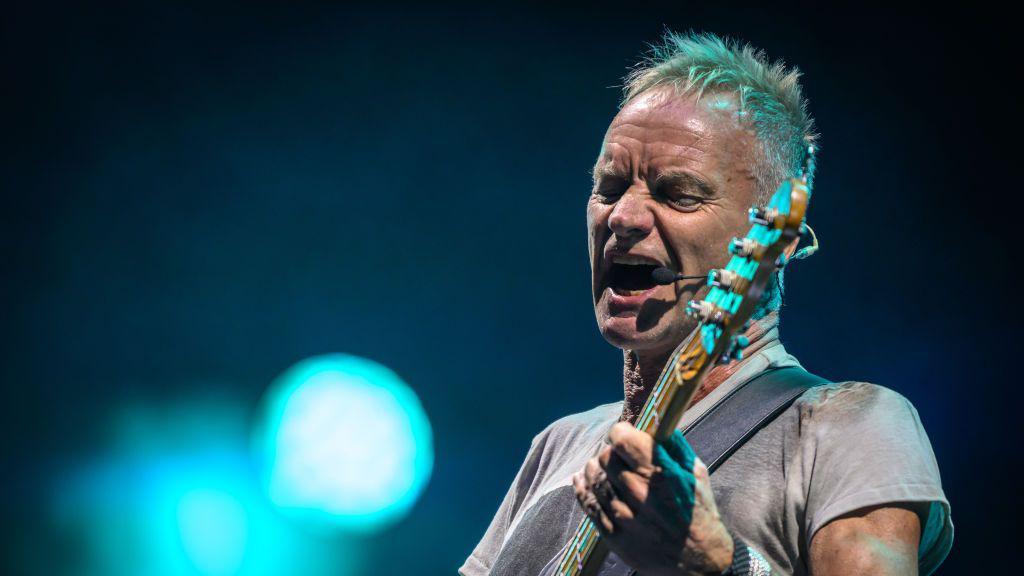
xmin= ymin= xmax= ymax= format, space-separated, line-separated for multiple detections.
xmin=176 ymin=488 xmax=248 ymax=576
xmin=258 ymin=354 xmax=433 ymax=533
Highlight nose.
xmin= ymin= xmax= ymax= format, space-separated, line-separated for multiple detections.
xmin=607 ymin=187 xmax=654 ymax=240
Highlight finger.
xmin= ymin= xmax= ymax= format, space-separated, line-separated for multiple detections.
xmin=656 ymin=430 xmax=697 ymax=472
xmin=692 ymin=456 xmax=710 ymax=482
xmin=584 ymin=456 xmax=606 ymax=486
xmin=604 ymin=450 xmax=650 ymax=506
xmin=589 ymin=466 xmax=617 ymax=511
xmin=590 ymin=505 xmax=616 ymax=535
xmin=584 ymin=458 xmax=620 ymax=520
xmin=601 ymin=494 xmax=635 ymax=530
xmin=649 ymin=445 xmax=697 ymax=526
xmin=573 ymin=471 xmax=616 ymax=534
xmin=608 ymin=421 xmax=658 ymax=473
xmin=602 ymin=448 xmax=688 ymax=535
xmin=572 ymin=472 xmax=589 ymax=505
xmin=572 ymin=472 xmax=598 ymax=516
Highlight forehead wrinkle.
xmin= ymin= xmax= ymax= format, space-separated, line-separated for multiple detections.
xmin=606 ymin=135 xmax=709 ymax=154
xmin=596 ymin=139 xmax=707 ymax=182
xmin=646 ymin=151 xmax=707 ymax=170
xmin=604 ymin=121 xmax=712 ymax=171
xmin=606 ymin=121 xmax=707 ymax=147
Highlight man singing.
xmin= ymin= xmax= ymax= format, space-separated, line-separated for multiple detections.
xmin=460 ymin=32 xmax=952 ymax=575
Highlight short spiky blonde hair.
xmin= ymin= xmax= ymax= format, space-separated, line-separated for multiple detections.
xmin=621 ymin=31 xmax=818 ymax=317
xmin=623 ymin=31 xmax=817 ymax=201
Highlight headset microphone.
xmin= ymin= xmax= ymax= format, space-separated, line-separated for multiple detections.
xmin=651 ymin=267 xmax=707 ymax=286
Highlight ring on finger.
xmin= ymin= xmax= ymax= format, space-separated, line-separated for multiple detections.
xmin=580 ymin=491 xmax=601 ymax=517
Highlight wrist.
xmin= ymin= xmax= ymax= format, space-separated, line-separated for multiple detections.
xmin=708 ymin=530 xmax=735 ymax=575
xmin=720 ymin=535 xmax=771 ymax=576
xmin=668 ymin=523 xmax=734 ymax=576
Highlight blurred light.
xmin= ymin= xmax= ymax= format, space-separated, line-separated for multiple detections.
xmin=176 ymin=488 xmax=248 ymax=575
xmin=258 ymin=354 xmax=433 ymax=533
xmin=51 ymin=400 xmax=364 ymax=576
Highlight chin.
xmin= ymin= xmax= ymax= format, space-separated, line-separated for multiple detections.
xmin=598 ymin=314 xmax=672 ymax=352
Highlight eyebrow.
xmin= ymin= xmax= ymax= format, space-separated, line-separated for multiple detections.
xmin=653 ymin=170 xmax=717 ymax=197
xmin=590 ymin=163 xmax=717 ymax=198
xmin=591 ymin=162 xmax=628 ymax=185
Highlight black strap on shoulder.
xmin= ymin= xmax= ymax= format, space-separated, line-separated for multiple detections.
xmin=682 ymin=366 xmax=830 ymax=473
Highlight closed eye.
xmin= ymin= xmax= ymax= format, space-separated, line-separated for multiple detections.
xmin=593 ymin=177 xmax=629 ymax=203
xmin=653 ymin=172 xmax=716 ymax=211
xmin=667 ymin=194 xmax=702 ymax=210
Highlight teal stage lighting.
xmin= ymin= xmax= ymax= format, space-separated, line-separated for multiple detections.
xmin=257 ymin=354 xmax=433 ymax=533
xmin=176 ymin=488 xmax=249 ymax=576
xmin=52 ymin=399 xmax=367 ymax=575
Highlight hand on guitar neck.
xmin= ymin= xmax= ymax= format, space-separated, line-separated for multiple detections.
xmin=572 ymin=423 xmax=733 ymax=576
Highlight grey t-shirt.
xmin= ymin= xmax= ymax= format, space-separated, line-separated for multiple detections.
xmin=460 ymin=334 xmax=953 ymax=575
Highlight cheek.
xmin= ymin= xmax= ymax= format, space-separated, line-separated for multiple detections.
xmin=586 ymin=202 xmax=609 ymax=257
xmin=668 ymin=209 xmax=740 ymax=260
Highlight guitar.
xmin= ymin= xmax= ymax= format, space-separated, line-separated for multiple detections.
xmin=550 ymin=146 xmax=816 ymax=576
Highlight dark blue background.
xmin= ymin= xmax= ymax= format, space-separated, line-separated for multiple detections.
xmin=2 ymin=3 xmax=1016 ymax=574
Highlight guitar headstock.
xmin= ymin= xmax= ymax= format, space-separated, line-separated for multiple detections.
xmin=688 ymin=147 xmax=814 ymax=365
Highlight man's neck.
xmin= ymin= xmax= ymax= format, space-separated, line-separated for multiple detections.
xmin=619 ymin=312 xmax=780 ymax=423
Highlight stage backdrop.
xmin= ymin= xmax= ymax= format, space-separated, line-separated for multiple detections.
xmin=2 ymin=3 xmax=1016 ymax=575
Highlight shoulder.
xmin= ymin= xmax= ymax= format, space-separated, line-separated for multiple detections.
xmin=791 ymin=380 xmax=945 ymax=505
xmin=789 ymin=381 xmax=943 ymax=476
xmin=794 ymin=381 xmax=920 ymax=428
xmin=797 ymin=380 xmax=911 ymax=406
xmin=528 ymin=401 xmax=622 ymax=461
xmin=535 ymin=401 xmax=622 ymax=446
xmin=790 ymin=382 xmax=952 ymax=572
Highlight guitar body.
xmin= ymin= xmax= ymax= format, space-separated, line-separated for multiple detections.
xmin=540 ymin=543 xmax=632 ymax=576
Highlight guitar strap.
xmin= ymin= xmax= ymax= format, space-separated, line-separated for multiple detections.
xmin=531 ymin=367 xmax=830 ymax=576
xmin=682 ymin=366 xmax=830 ymax=473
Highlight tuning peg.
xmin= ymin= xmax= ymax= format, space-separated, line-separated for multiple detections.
xmin=708 ymin=269 xmax=739 ymax=289
xmin=686 ymin=300 xmax=714 ymax=320
xmin=729 ymin=237 xmax=759 ymax=257
xmin=748 ymin=206 xmax=780 ymax=226
xmin=686 ymin=300 xmax=729 ymax=325
xmin=718 ymin=335 xmax=750 ymax=364
xmin=729 ymin=335 xmax=749 ymax=356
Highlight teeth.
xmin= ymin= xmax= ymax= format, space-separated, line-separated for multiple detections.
xmin=611 ymin=287 xmax=651 ymax=296
xmin=611 ymin=254 xmax=658 ymax=265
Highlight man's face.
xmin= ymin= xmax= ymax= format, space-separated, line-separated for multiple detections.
xmin=588 ymin=86 xmax=759 ymax=355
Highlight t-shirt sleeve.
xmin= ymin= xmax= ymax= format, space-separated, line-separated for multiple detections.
xmin=801 ymin=382 xmax=953 ymax=575
xmin=459 ymin=432 xmax=547 ymax=576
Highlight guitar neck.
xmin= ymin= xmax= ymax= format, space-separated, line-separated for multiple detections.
xmin=637 ymin=327 xmax=712 ymax=441
xmin=555 ymin=326 xmax=708 ymax=575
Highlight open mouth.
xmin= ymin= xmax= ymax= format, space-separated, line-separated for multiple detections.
xmin=607 ymin=262 xmax=659 ymax=294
